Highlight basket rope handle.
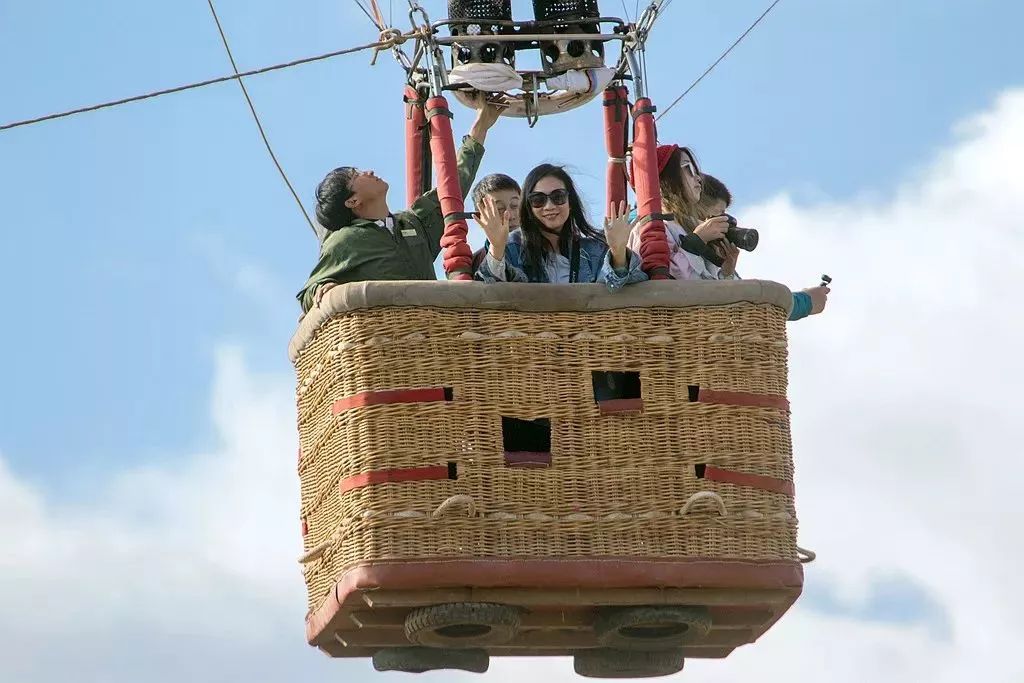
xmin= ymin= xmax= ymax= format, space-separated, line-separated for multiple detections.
xmin=298 ymin=525 xmax=353 ymax=565
xmin=299 ymin=543 xmax=328 ymax=565
xmin=797 ymin=545 xmax=817 ymax=563
xmin=432 ymin=494 xmax=477 ymax=519
xmin=678 ymin=491 xmax=728 ymax=517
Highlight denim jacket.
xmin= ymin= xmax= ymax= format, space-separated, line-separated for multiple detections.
xmin=476 ymin=229 xmax=648 ymax=290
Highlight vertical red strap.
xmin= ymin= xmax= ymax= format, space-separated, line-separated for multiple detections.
xmin=404 ymin=85 xmax=430 ymax=207
xmin=631 ymin=98 xmax=671 ymax=279
xmin=427 ymin=96 xmax=474 ymax=281
xmin=603 ymin=86 xmax=629 ymax=216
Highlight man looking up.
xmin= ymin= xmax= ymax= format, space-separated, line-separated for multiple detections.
xmin=297 ymin=98 xmax=504 ymax=313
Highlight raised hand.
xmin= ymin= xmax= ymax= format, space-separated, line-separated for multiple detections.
xmin=604 ymin=200 xmax=635 ymax=269
xmin=476 ymin=196 xmax=510 ymax=260
xmin=469 ymin=94 xmax=507 ymax=144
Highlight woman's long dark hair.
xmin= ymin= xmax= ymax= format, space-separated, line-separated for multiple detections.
xmin=518 ymin=164 xmax=603 ymax=281
xmin=659 ymin=147 xmax=701 ymax=232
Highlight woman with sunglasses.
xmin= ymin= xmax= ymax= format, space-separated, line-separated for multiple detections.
xmin=475 ymin=164 xmax=646 ymax=288
xmin=627 ymin=144 xmax=740 ymax=281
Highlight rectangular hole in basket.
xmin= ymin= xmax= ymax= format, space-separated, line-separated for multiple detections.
xmin=592 ymin=371 xmax=643 ymax=414
xmin=502 ymin=417 xmax=551 ymax=468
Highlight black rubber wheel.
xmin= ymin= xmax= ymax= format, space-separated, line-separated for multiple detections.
xmin=372 ymin=647 xmax=489 ymax=673
xmin=595 ymin=606 xmax=712 ymax=650
xmin=574 ymin=648 xmax=685 ymax=678
xmin=404 ymin=602 xmax=520 ymax=647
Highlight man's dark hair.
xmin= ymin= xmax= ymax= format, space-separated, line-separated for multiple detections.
xmin=314 ymin=167 xmax=359 ymax=232
xmin=518 ymin=164 xmax=603 ymax=281
xmin=472 ymin=173 xmax=521 ymax=208
xmin=700 ymin=173 xmax=732 ymax=207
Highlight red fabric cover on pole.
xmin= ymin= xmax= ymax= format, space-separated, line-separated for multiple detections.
xmin=427 ymin=95 xmax=474 ymax=280
xmin=603 ymin=86 xmax=629 ymax=216
xmin=404 ymin=85 xmax=429 ymax=207
xmin=631 ymin=97 xmax=671 ymax=279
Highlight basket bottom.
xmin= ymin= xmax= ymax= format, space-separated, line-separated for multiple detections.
xmin=306 ymin=557 xmax=803 ymax=661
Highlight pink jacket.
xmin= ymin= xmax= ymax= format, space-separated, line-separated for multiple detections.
xmin=627 ymin=219 xmax=737 ymax=281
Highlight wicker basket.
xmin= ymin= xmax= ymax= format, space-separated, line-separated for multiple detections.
xmin=290 ymin=280 xmax=805 ymax=665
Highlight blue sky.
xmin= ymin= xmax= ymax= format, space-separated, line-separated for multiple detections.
xmin=1 ymin=1 xmax=1023 ymax=681
xmin=0 ymin=0 xmax=1009 ymax=489
xmin=1 ymin=0 xmax=1020 ymax=487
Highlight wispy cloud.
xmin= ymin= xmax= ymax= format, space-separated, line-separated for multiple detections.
xmin=1 ymin=89 xmax=1023 ymax=682
xmin=188 ymin=230 xmax=298 ymax=326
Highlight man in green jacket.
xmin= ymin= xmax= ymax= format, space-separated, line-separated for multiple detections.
xmin=297 ymin=100 xmax=503 ymax=313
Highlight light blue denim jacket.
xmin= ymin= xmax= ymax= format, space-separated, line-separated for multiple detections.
xmin=476 ymin=229 xmax=648 ymax=290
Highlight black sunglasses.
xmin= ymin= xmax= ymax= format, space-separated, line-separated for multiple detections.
xmin=527 ymin=189 xmax=569 ymax=209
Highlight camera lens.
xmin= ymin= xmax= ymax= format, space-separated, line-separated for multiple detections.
xmin=727 ymin=226 xmax=759 ymax=251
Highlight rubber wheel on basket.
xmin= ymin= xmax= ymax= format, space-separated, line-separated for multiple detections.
xmin=574 ymin=648 xmax=685 ymax=678
xmin=372 ymin=647 xmax=489 ymax=674
xmin=404 ymin=602 xmax=520 ymax=648
xmin=595 ymin=606 xmax=712 ymax=650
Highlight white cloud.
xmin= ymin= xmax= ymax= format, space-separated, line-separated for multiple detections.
xmin=2 ymin=89 xmax=1023 ymax=682
xmin=0 ymin=347 xmax=344 ymax=681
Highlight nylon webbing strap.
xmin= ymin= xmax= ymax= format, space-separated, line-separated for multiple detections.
xmin=404 ymin=93 xmax=422 ymax=117
xmin=603 ymin=93 xmax=629 ymax=122
xmin=420 ymin=124 xmax=432 ymax=197
xmin=425 ymin=106 xmax=453 ymax=120
xmin=635 ymin=212 xmax=675 ymax=226
xmin=633 ymin=104 xmax=657 ymax=116
xmin=444 ymin=211 xmax=476 ymax=224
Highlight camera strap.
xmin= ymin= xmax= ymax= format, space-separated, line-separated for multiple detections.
xmin=678 ymin=232 xmax=725 ymax=267
xmin=569 ymin=235 xmax=581 ymax=283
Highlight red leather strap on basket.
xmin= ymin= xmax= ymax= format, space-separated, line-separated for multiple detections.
xmin=697 ymin=464 xmax=795 ymax=496
xmin=332 ymin=387 xmax=453 ymax=414
xmin=426 ymin=95 xmax=474 ymax=280
xmin=603 ymin=86 xmax=629 ymax=215
xmin=404 ymin=85 xmax=431 ymax=207
xmin=340 ymin=464 xmax=454 ymax=494
xmin=689 ymin=385 xmax=790 ymax=412
xmin=631 ymin=97 xmax=671 ymax=279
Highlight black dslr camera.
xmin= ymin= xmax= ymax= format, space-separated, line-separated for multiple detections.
xmin=676 ymin=213 xmax=759 ymax=268
xmin=722 ymin=214 xmax=758 ymax=252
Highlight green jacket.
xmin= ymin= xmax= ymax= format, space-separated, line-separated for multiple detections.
xmin=297 ymin=136 xmax=485 ymax=312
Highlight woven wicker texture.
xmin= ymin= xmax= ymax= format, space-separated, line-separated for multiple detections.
xmin=294 ymin=287 xmax=797 ymax=613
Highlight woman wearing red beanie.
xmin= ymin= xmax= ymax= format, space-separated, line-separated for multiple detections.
xmin=629 ymin=145 xmax=830 ymax=321
xmin=627 ymin=144 xmax=740 ymax=281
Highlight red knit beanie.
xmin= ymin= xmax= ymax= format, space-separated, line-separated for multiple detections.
xmin=628 ymin=144 xmax=679 ymax=188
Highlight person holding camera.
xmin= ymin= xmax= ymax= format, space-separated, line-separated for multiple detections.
xmin=628 ymin=144 xmax=829 ymax=320
xmin=697 ymin=171 xmax=829 ymax=320
xmin=628 ymin=144 xmax=742 ymax=282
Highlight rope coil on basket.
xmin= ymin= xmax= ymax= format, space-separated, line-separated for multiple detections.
xmin=432 ymin=494 xmax=477 ymax=519
xmin=677 ymin=491 xmax=728 ymax=517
